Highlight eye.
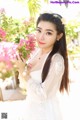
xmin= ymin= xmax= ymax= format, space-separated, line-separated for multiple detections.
xmin=36 ymin=29 xmax=41 ymax=33
xmin=46 ymin=32 xmax=52 ymax=35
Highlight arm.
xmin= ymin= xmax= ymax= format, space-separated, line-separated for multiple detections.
xmin=14 ymin=58 xmax=30 ymax=90
xmin=27 ymin=53 xmax=64 ymax=101
xmin=16 ymin=49 xmax=40 ymax=89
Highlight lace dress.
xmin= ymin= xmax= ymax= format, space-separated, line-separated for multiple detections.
xmin=0 ymin=51 xmax=64 ymax=120
xmin=20 ymin=50 xmax=64 ymax=120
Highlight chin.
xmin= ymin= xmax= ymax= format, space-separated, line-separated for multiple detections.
xmin=38 ymin=45 xmax=45 ymax=49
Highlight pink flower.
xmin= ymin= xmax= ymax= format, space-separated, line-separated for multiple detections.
xmin=18 ymin=39 xmax=26 ymax=47
xmin=0 ymin=34 xmax=36 ymax=79
xmin=17 ymin=34 xmax=36 ymax=59
xmin=26 ymin=34 xmax=36 ymax=50
xmin=0 ymin=42 xmax=17 ymax=66
xmin=0 ymin=28 xmax=6 ymax=40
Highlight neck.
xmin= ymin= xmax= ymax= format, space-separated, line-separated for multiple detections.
xmin=41 ymin=48 xmax=52 ymax=55
xmin=38 ymin=48 xmax=52 ymax=60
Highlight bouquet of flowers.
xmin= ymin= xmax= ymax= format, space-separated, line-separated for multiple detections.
xmin=17 ymin=34 xmax=35 ymax=59
xmin=0 ymin=34 xmax=36 ymax=80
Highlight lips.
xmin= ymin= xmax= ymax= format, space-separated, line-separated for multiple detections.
xmin=39 ymin=41 xmax=46 ymax=44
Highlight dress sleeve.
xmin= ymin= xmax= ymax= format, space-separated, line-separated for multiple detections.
xmin=26 ymin=53 xmax=64 ymax=101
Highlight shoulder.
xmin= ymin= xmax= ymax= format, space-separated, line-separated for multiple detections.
xmin=51 ymin=53 xmax=64 ymax=62
xmin=51 ymin=53 xmax=64 ymax=74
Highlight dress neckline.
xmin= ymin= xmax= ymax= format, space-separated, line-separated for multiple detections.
xmin=30 ymin=50 xmax=51 ymax=73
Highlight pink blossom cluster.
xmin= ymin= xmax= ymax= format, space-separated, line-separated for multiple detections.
xmin=0 ymin=28 xmax=6 ymax=41
xmin=18 ymin=34 xmax=36 ymax=59
xmin=0 ymin=42 xmax=18 ymax=79
xmin=0 ymin=42 xmax=17 ymax=69
xmin=0 ymin=34 xmax=36 ymax=79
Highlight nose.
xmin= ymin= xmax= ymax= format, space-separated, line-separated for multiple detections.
xmin=39 ymin=33 xmax=44 ymax=40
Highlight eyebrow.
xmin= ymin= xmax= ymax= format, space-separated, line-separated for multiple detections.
xmin=37 ymin=27 xmax=54 ymax=32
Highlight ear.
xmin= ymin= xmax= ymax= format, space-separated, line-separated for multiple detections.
xmin=57 ymin=33 xmax=63 ymax=41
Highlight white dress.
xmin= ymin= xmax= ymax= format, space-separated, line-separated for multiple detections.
xmin=0 ymin=51 xmax=64 ymax=120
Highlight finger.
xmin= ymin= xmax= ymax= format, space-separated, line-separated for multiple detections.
xmin=27 ymin=63 xmax=32 ymax=69
xmin=16 ymin=55 xmax=18 ymax=60
xmin=19 ymin=54 xmax=24 ymax=62
xmin=16 ymin=54 xmax=21 ymax=61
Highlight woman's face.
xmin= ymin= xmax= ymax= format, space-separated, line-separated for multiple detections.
xmin=36 ymin=21 xmax=59 ymax=51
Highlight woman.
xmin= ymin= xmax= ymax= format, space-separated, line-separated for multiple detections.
xmin=0 ymin=13 xmax=69 ymax=120
xmin=16 ymin=13 xmax=69 ymax=120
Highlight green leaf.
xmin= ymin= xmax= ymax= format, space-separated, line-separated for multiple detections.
xmin=27 ymin=0 xmax=41 ymax=17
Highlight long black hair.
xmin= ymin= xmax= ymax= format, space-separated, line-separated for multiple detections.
xmin=36 ymin=13 xmax=69 ymax=92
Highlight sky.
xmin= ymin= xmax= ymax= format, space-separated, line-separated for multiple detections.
xmin=0 ymin=0 xmax=80 ymax=21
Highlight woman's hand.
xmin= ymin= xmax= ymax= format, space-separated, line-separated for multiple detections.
xmin=14 ymin=53 xmax=26 ymax=71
